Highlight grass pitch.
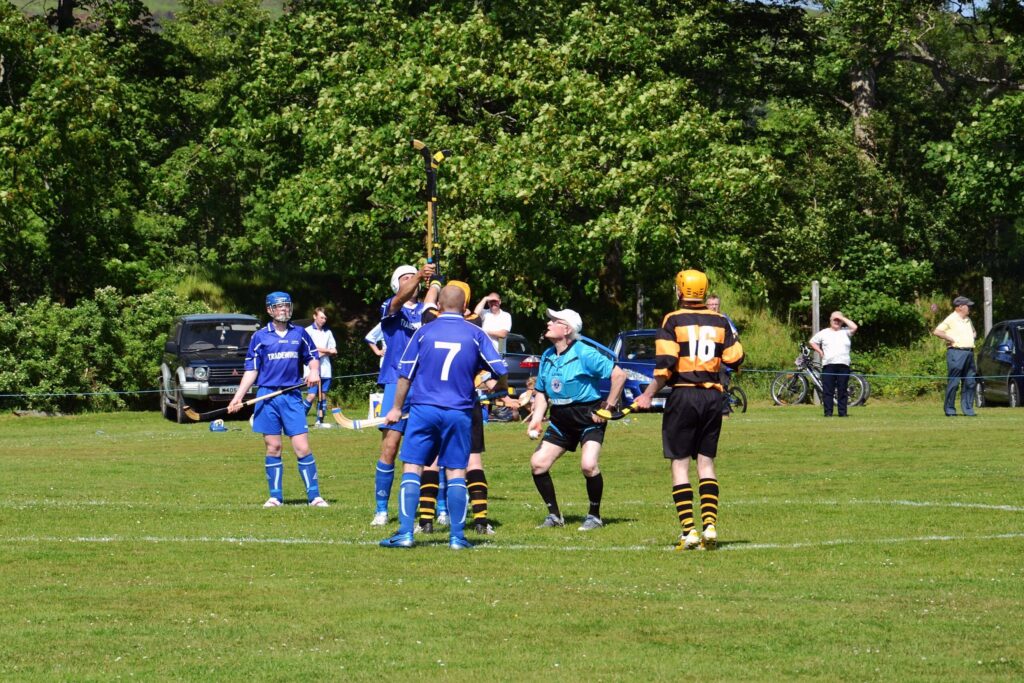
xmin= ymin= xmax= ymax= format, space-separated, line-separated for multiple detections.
xmin=1 ymin=402 xmax=1022 ymax=680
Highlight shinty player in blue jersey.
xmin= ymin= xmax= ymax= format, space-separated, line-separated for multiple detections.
xmin=228 ymin=291 xmax=327 ymax=508
xmin=379 ymin=285 xmax=509 ymax=550
xmin=370 ymin=263 xmax=436 ymax=526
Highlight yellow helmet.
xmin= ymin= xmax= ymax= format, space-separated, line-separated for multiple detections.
xmin=675 ymin=269 xmax=708 ymax=302
xmin=448 ymin=280 xmax=471 ymax=307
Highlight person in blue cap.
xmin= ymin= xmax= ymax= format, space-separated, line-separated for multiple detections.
xmin=228 ymin=291 xmax=328 ymax=507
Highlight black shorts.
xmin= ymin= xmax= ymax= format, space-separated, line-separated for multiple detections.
xmin=471 ymin=402 xmax=485 ymax=454
xmin=542 ymin=400 xmax=606 ymax=452
xmin=662 ymin=388 xmax=723 ymax=460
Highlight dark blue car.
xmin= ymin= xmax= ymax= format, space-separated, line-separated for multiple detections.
xmin=597 ymin=329 xmax=671 ymax=409
xmin=976 ymin=319 xmax=1024 ymax=407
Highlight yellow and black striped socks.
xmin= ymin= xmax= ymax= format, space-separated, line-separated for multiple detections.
xmin=418 ymin=469 xmax=439 ymax=524
xmin=672 ymin=483 xmax=694 ymax=533
xmin=699 ymin=478 xmax=719 ymax=529
xmin=467 ymin=468 xmax=489 ymax=522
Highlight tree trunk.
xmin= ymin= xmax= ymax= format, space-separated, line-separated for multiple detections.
xmin=850 ymin=65 xmax=877 ymax=160
xmin=56 ymin=0 xmax=75 ymax=32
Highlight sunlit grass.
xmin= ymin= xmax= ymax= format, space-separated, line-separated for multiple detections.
xmin=1 ymin=403 xmax=1022 ymax=679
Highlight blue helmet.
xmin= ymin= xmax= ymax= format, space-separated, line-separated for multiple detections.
xmin=265 ymin=291 xmax=292 ymax=307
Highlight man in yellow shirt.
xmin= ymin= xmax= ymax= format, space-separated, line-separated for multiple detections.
xmin=932 ymin=296 xmax=978 ymax=417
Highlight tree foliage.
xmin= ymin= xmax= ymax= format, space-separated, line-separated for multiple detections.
xmin=2 ymin=0 xmax=1023 ymax=397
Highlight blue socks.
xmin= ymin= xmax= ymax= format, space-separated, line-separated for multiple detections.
xmin=398 ymin=472 xmax=421 ymax=535
xmin=437 ymin=468 xmax=449 ymax=516
xmin=265 ymin=456 xmax=283 ymax=502
xmin=375 ymin=460 xmax=395 ymax=513
xmin=297 ymin=454 xmax=320 ymax=501
xmin=447 ymin=477 xmax=468 ymax=539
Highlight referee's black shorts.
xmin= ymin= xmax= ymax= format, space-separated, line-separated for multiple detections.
xmin=662 ymin=387 xmax=723 ymax=460
xmin=542 ymin=400 xmax=606 ymax=452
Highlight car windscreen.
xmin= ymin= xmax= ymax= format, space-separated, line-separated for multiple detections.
xmin=622 ymin=335 xmax=657 ymax=361
xmin=505 ymin=337 xmax=532 ymax=355
xmin=181 ymin=322 xmax=260 ymax=351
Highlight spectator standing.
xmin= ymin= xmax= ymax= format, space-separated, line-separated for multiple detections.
xmin=305 ymin=308 xmax=337 ymax=428
xmin=706 ymin=295 xmax=739 ymax=416
xmin=364 ymin=322 xmax=385 ymax=366
xmin=474 ymin=292 xmax=512 ymax=352
xmin=808 ymin=311 xmax=859 ymax=417
xmin=932 ymin=296 xmax=978 ymax=417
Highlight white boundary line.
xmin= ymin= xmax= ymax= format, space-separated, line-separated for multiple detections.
xmin=2 ymin=498 xmax=1022 ymax=512
xmin=1 ymin=532 xmax=1022 ymax=553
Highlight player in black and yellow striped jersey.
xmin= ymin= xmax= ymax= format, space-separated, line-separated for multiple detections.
xmin=635 ymin=269 xmax=744 ymax=551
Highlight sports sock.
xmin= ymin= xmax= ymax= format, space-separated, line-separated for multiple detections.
xmin=437 ymin=468 xmax=448 ymax=515
xmin=418 ymin=469 xmax=439 ymax=523
xmin=317 ymin=399 xmax=327 ymax=422
xmin=699 ymin=478 xmax=719 ymax=529
xmin=398 ymin=472 xmax=421 ymax=535
xmin=532 ymin=471 xmax=560 ymax=518
xmin=297 ymin=454 xmax=320 ymax=501
xmin=585 ymin=472 xmax=603 ymax=519
xmin=375 ymin=460 xmax=395 ymax=513
xmin=265 ymin=455 xmax=283 ymax=502
xmin=302 ymin=397 xmax=313 ymax=414
xmin=467 ymin=468 xmax=489 ymax=521
xmin=446 ymin=476 xmax=468 ymax=539
xmin=672 ymin=483 xmax=694 ymax=533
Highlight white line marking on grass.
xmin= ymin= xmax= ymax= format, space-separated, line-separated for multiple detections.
xmin=3 ymin=498 xmax=1024 ymax=512
xmin=2 ymin=532 xmax=1023 ymax=553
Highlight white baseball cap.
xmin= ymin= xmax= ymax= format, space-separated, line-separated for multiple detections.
xmin=390 ymin=265 xmax=418 ymax=293
xmin=546 ymin=308 xmax=583 ymax=334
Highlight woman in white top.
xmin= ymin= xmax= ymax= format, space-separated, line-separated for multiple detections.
xmin=809 ymin=311 xmax=858 ymax=417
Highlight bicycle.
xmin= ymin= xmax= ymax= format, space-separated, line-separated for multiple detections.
xmin=724 ymin=377 xmax=748 ymax=414
xmin=770 ymin=344 xmax=870 ymax=407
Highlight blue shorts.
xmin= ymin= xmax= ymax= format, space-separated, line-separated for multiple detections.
xmin=378 ymin=382 xmax=410 ymax=434
xmin=399 ymin=404 xmax=473 ymax=469
xmin=305 ymin=377 xmax=332 ymax=396
xmin=252 ymin=387 xmax=308 ymax=437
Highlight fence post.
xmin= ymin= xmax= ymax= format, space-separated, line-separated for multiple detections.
xmin=811 ymin=280 xmax=820 ymax=405
xmin=983 ymin=276 xmax=992 ymax=336
xmin=811 ymin=280 xmax=820 ymax=336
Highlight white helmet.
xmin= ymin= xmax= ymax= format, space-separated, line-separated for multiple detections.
xmin=390 ymin=265 xmax=418 ymax=293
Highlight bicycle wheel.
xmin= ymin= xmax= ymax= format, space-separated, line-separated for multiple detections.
xmin=848 ymin=373 xmax=869 ymax=407
xmin=771 ymin=372 xmax=808 ymax=405
xmin=727 ymin=386 xmax=748 ymax=413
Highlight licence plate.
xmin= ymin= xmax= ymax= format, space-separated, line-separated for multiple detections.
xmin=218 ymin=386 xmax=239 ymax=394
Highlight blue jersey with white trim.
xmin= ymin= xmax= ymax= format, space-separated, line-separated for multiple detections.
xmin=535 ymin=340 xmax=614 ymax=405
xmin=398 ymin=313 xmax=508 ymax=410
xmin=244 ymin=322 xmax=319 ymax=387
xmin=377 ymin=297 xmax=425 ymax=385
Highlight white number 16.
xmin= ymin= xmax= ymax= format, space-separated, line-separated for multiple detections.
xmin=685 ymin=325 xmax=716 ymax=362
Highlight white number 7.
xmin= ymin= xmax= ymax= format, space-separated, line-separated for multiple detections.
xmin=435 ymin=341 xmax=462 ymax=381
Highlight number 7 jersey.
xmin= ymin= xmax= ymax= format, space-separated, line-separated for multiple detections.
xmin=398 ymin=312 xmax=509 ymax=410
xmin=654 ymin=307 xmax=744 ymax=391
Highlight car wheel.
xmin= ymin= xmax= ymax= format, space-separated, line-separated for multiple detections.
xmin=1009 ymin=380 xmax=1020 ymax=408
xmin=975 ymin=382 xmax=986 ymax=409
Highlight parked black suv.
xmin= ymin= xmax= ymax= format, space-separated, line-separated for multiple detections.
xmin=160 ymin=313 xmax=261 ymax=422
